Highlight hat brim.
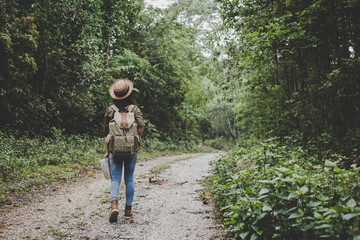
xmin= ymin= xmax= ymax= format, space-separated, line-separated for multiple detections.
xmin=109 ymin=79 xmax=134 ymax=100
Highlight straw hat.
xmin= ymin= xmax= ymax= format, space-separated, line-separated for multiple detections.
xmin=109 ymin=79 xmax=133 ymax=100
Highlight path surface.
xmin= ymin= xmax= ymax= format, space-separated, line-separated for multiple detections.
xmin=0 ymin=152 xmax=224 ymax=240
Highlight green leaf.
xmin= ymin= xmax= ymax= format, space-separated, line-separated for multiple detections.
xmin=287 ymin=192 xmax=298 ymax=199
xmin=278 ymin=209 xmax=288 ymax=214
xmin=326 ymin=73 xmax=331 ymax=80
xmin=317 ymin=194 xmax=330 ymax=202
xmin=342 ymin=213 xmax=360 ymax=221
xmin=298 ymin=186 xmax=309 ymax=194
xmin=292 ymin=173 xmax=302 ymax=179
xmin=306 ymin=202 xmax=321 ymax=208
xmin=346 ymin=199 xmax=357 ymax=208
xmin=314 ymin=212 xmax=323 ymax=219
xmin=258 ymin=180 xmax=274 ymax=184
xmin=246 ymin=187 xmax=254 ymax=195
xmin=259 ymin=188 xmax=270 ymax=195
xmin=263 ymin=204 xmax=272 ymax=211
xmin=250 ymin=233 xmax=259 ymax=240
xmin=314 ymin=224 xmax=332 ymax=229
xmin=251 ymin=225 xmax=263 ymax=235
xmin=239 ymin=231 xmax=250 ymax=239
xmin=273 ymin=223 xmax=281 ymax=230
xmin=288 ymin=213 xmax=302 ymax=219
xmin=324 ymin=160 xmax=336 ymax=167
xmin=276 ymin=167 xmax=289 ymax=173
xmin=303 ymin=223 xmax=315 ymax=231
xmin=253 ymin=213 xmax=266 ymax=225
xmin=332 ymin=205 xmax=347 ymax=213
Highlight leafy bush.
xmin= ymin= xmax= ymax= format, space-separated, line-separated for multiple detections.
xmin=0 ymin=130 xmax=206 ymax=204
xmin=142 ymin=137 xmax=203 ymax=154
xmin=0 ymin=130 xmax=203 ymax=183
xmin=0 ymin=131 xmax=103 ymax=182
xmin=209 ymin=140 xmax=360 ymax=239
xmin=204 ymin=137 xmax=235 ymax=151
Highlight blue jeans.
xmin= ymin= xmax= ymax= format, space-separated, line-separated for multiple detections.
xmin=109 ymin=153 xmax=137 ymax=206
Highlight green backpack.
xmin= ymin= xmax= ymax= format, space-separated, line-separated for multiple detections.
xmin=106 ymin=104 xmax=141 ymax=156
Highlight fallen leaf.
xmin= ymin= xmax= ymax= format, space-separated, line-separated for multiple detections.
xmin=149 ymin=178 xmax=161 ymax=184
xmin=202 ymin=193 xmax=212 ymax=204
xmin=126 ymin=219 xmax=134 ymax=224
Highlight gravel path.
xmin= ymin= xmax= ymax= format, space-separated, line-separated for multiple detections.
xmin=0 ymin=152 xmax=224 ymax=240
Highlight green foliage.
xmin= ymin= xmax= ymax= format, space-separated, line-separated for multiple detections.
xmin=207 ymin=98 xmax=237 ymax=140
xmin=204 ymin=136 xmax=234 ymax=151
xmin=0 ymin=130 xmax=103 ymax=183
xmin=0 ymin=130 xmax=104 ymax=204
xmin=0 ymin=0 xmax=219 ymax=142
xmin=209 ymin=140 xmax=360 ymax=239
xmin=0 ymin=129 xmax=207 ymax=204
xmin=213 ymin=0 xmax=360 ymax=160
xmin=134 ymin=3 xmax=209 ymax=139
xmin=142 ymin=138 xmax=203 ymax=154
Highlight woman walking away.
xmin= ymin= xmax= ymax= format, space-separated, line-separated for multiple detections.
xmin=104 ymin=79 xmax=145 ymax=223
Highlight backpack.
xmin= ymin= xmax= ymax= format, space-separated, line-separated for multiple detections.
xmin=106 ymin=104 xmax=141 ymax=156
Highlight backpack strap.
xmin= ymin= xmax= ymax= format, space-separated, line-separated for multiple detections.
xmin=110 ymin=104 xmax=135 ymax=113
xmin=110 ymin=104 xmax=119 ymax=112
xmin=110 ymin=104 xmax=135 ymax=129
xmin=109 ymin=104 xmax=122 ymax=128
xmin=128 ymin=104 xmax=136 ymax=113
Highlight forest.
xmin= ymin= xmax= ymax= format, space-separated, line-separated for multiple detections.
xmin=1 ymin=0 xmax=360 ymax=239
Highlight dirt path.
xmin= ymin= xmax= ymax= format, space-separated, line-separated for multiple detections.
xmin=0 ymin=152 xmax=224 ymax=240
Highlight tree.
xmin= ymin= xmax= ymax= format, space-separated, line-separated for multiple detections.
xmin=0 ymin=0 xmax=216 ymax=141
xmin=214 ymin=0 xmax=360 ymax=157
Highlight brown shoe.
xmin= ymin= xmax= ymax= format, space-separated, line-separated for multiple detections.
xmin=109 ymin=200 xmax=119 ymax=223
xmin=125 ymin=205 xmax=133 ymax=218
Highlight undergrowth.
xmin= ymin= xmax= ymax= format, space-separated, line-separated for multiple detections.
xmin=204 ymin=136 xmax=259 ymax=151
xmin=204 ymin=137 xmax=235 ymax=151
xmin=208 ymin=139 xmax=360 ymax=239
xmin=0 ymin=130 xmax=206 ymax=205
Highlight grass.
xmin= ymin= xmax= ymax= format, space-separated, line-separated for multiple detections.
xmin=71 ymin=212 xmax=84 ymax=219
xmin=138 ymin=155 xmax=197 ymax=179
xmin=0 ymin=132 xmax=208 ymax=206
xmin=0 ymin=162 xmax=98 ymax=205
xmin=48 ymin=225 xmax=71 ymax=238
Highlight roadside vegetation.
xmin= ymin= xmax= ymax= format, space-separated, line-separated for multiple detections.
xmin=0 ymin=129 xmax=207 ymax=205
xmin=205 ymin=0 xmax=360 ymax=238
xmin=0 ymin=0 xmax=217 ymax=205
xmin=209 ymin=139 xmax=360 ymax=239
xmin=1 ymin=0 xmax=360 ymax=238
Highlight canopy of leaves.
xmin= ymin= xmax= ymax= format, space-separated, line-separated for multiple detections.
xmin=213 ymin=0 xmax=360 ymax=161
xmin=0 ymin=0 xmax=217 ymax=141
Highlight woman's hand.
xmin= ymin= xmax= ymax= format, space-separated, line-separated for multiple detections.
xmin=104 ymin=137 xmax=109 ymax=159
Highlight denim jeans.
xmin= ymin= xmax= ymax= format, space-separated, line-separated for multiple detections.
xmin=109 ymin=153 xmax=137 ymax=206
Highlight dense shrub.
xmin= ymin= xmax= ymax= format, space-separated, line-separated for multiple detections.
xmin=0 ymin=130 xmax=206 ymax=204
xmin=204 ymin=137 xmax=235 ymax=151
xmin=0 ymin=131 xmax=103 ymax=182
xmin=0 ymin=130 xmax=204 ymax=182
xmin=209 ymin=140 xmax=360 ymax=239
xmin=142 ymin=138 xmax=204 ymax=154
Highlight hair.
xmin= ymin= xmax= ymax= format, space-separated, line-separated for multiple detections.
xmin=113 ymin=95 xmax=132 ymax=109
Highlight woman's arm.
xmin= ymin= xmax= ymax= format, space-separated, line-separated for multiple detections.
xmin=104 ymin=137 xmax=109 ymax=159
xmin=103 ymin=107 xmax=113 ymax=159
xmin=138 ymin=126 xmax=145 ymax=137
